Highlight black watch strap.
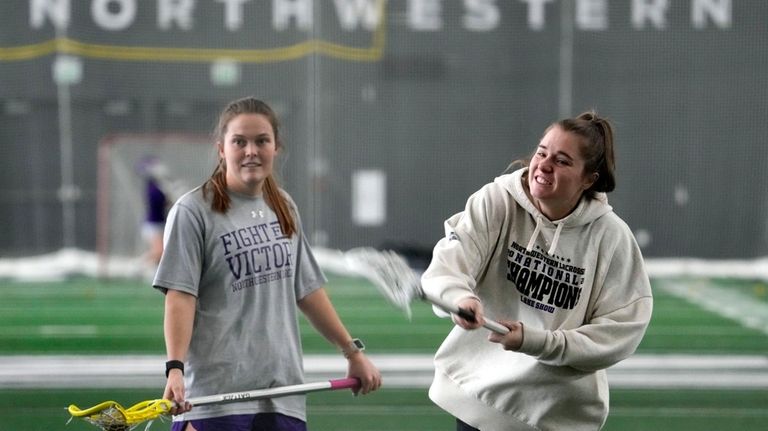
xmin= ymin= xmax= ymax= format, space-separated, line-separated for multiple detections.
xmin=165 ymin=360 xmax=184 ymax=377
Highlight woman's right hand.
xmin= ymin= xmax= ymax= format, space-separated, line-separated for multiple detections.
xmin=163 ymin=370 xmax=191 ymax=415
xmin=346 ymin=353 xmax=383 ymax=396
xmin=452 ymin=297 xmax=486 ymax=331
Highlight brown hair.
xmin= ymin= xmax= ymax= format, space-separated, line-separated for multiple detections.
xmin=554 ymin=110 xmax=616 ymax=199
xmin=203 ymin=97 xmax=297 ymax=237
xmin=508 ymin=110 xmax=616 ymax=200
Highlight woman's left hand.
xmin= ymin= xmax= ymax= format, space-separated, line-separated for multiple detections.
xmin=487 ymin=319 xmax=525 ymax=351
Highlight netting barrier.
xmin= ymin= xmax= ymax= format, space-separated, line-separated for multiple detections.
xmin=1 ymin=1 xmax=766 ymax=262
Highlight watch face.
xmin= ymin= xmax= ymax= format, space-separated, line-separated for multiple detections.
xmin=343 ymin=338 xmax=365 ymax=357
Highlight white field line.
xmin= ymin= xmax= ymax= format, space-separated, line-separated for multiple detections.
xmin=4 ymin=248 xmax=768 ymax=281
xmin=1 ymin=354 xmax=768 ymax=390
xmin=655 ymin=278 xmax=768 ymax=335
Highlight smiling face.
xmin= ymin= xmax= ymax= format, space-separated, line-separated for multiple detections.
xmin=217 ymin=113 xmax=278 ymax=196
xmin=527 ymin=125 xmax=597 ymax=220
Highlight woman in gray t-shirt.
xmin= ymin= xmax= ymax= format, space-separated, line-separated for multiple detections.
xmin=154 ymin=97 xmax=381 ymax=431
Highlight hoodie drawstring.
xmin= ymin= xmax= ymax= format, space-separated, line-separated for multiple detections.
xmin=526 ymin=216 xmax=543 ymax=252
xmin=549 ymin=222 xmax=564 ymax=255
xmin=526 ymin=215 xmax=565 ymax=256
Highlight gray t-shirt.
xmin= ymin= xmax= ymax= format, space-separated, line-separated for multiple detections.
xmin=154 ymin=186 xmax=326 ymax=421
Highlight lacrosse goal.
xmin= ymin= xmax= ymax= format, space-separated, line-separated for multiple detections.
xmin=96 ymin=134 xmax=215 ymax=278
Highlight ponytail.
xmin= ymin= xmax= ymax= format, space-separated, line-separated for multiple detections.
xmin=202 ymin=169 xmax=296 ymax=238
xmin=559 ymin=110 xmax=617 ymax=198
xmin=263 ymin=176 xmax=296 ymax=237
xmin=203 ymin=159 xmax=230 ymax=213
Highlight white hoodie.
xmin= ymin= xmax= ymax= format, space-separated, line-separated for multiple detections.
xmin=422 ymin=168 xmax=653 ymax=430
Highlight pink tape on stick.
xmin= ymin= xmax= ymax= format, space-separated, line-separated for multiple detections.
xmin=330 ymin=377 xmax=361 ymax=390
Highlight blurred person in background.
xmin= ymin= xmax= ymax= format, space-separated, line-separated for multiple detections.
xmin=422 ymin=110 xmax=653 ymax=430
xmin=154 ymin=96 xmax=381 ymax=431
xmin=137 ymin=155 xmax=172 ymax=280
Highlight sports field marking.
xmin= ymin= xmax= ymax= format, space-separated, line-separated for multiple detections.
xmin=0 ymin=325 xmax=156 ymax=337
xmin=610 ymin=407 xmax=768 ymax=418
xmin=638 ymin=326 xmax=752 ymax=335
xmin=0 ymin=323 xmax=446 ymax=338
xmin=38 ymin=325 xmax=98 ymax=336
xmin=655 ymin=278 xmax=768 ymax=335
xmin=3 ymin=354 xmax=767 ymax=390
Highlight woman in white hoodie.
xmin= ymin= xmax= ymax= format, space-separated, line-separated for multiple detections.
xmin=422 ymin=111 xmax=653 ymax=430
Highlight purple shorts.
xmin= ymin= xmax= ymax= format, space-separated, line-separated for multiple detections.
xmin=170 ymin=413 xmax=307 ymax=431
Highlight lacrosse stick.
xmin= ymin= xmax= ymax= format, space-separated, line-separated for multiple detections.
xmin=345 ymin=247 xmax=509 ymax=335
xmin=68 ymin=377 xmax=360 ymax=431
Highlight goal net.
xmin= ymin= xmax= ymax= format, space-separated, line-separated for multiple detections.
xmin=96 ymin=134 xmax=215 ymax=278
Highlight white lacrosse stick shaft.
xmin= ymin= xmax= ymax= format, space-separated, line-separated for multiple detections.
xmin=187 ymin=378 xmax=360 ymax=407
xmin=422 ymin=291 xmax=510 ymax=335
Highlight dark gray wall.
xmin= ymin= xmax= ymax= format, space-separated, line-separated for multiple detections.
xmin=1 ymin=0 xmax=766 ymax=258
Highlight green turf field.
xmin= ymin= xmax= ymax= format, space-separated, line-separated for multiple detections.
xmin=1 ymin=274 xmax=767 ymax=430
xmin=2 ymin=387 xmax=767 ymax=431
xmin=2 ymin=274 xmax=767 ymax=355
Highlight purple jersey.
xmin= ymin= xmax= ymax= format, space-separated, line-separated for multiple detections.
xmin=146 ymin=179 xmax=167 ymax=223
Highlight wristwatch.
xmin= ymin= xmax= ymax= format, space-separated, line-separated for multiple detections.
xmin=341 ymin=338 xmax=365 ymax=358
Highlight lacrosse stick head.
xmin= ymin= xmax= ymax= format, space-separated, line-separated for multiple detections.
xmin=345 ymin=247 xmax=423 ymax=319
xmin=68 ymin=399 xmax=172 ymax=431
